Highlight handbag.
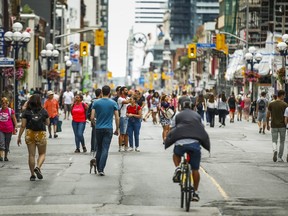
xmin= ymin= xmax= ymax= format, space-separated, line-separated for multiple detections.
xmin=56 ymin=120 xmax=62 ymax=132
xmin=164 ymin=108 xmax=174 ymax=119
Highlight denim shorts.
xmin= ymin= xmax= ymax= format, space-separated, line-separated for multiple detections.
xmin=257 ymin=112 xmax=266 ymax=122
xmin=49 ymin=116 xmax=59 ymax=125
xmin=173 ymin=142 xmax=201 ymax=170
xmin=119 ymin=117 xmax=128 ymax=134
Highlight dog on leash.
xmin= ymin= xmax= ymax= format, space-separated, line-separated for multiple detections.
xmin=90 ymin=159 xmax=97 ymax=174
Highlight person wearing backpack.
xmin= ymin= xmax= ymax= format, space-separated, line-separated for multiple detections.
xmin=256 ymin=92 xmax=269 ymax=134
xmin=71 ymin=94 xmax=88 ymax=153
xmin=17 ymin=94 xmax=50 ymax=181
xmin=0 ymin=97 xmax=17 ymax=161
xmin=44 ymin=91 xmax=59 ymax=138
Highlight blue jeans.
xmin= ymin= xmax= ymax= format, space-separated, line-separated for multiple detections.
xmin=95 ymin=129 xmax=113 ymax=172
xmin=127 ymin=118 xmax=141 ymax=148
xmin=72 ymin=121 xmax=86 ymax=149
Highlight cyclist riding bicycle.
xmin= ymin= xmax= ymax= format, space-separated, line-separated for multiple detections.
xmin=164 ymin=101 xmax=210 ymax=201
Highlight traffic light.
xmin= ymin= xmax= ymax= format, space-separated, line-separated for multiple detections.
xmin=187 ymin=44 xmax=197 ymax=59
xmin=216 ymin=34 xmax=225 ymax=50
xmin=107 ymin=71 xmax=112 ymax=79
xmin=95 ymin=29 xmax=104 ymax=46
xmin=80 ymin=42 xmax=89 ymax=57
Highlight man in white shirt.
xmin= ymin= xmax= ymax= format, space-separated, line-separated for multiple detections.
xmin=62 ymin=88 xmax=74 ymax=120
xmin=117 ymin=86 xmax=130 ymax=152
xmin=83 ymin=91 xmax=92 ymax=105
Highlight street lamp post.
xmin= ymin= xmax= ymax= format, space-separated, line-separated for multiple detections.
xmin=276 ymin=34 xmax=288 ymax=101
xmin=4 ymin=22 xmax=31 ymax=121
xmin=40 ymin=43 xmax=59 ymax=90
xmin=244 ymin=46 xmax=262 ymax=101
xmin=63 ymin=56 xmax=72 ymax=92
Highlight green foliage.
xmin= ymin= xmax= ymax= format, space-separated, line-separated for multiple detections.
xmin=192 ymin=36 xmax=198 ymax=43
xmin=22 ymin=4 xmax=34 ymax=14
xmin=180 ymin=56 xmax=191 ymax=68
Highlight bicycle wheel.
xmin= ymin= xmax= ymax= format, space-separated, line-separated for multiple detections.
xmin=185 ymin=165 xmax=192 ymax=212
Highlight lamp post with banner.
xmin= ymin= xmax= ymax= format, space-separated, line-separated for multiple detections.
xmin=276 ymin=34 xmax=288 ymax=102
xmin=40 ymin=43 xmax=59 ymax=90
xmin=4 ymin=22 xmax=31 ymax=121
xmin=63 ymin=56 xmax=72 ymax=92
xmin=244 ymin=46 xmax=262 ymax=101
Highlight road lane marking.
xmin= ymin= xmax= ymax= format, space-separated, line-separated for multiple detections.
xmin=200 ymin=166 xmax=229 ymax=200
xmin=35 ymin=196 xmax=42 ymax=203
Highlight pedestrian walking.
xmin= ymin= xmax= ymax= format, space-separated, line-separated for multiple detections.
xmin=117 ymin=86 xmax=130 ymax=152
xmin=236 ymin=92 xmax=244 ymax=121
xmin=267 ymin=90 xmax=288 ymax=162
xmin=228 ymin=92 xmax=236 ymax=123
xmin=71 ymin=94 xmax=88 ymax=153
xmin=151 ymin=91 xmax=160 ymax=124
xmin=43 ymin=91 xmax=59 ymax=138
xmin=90 ymin=85 xmax=119 ymax=176
xmin=217 ymin=93 xmax=229 ymax=127
xmin=83 ymin=91 xmax=92 ymax=105
xmin=255 ymin=92 xmax=268 ymax=134
xmin=159 ymin=94 xmax=174 ymax=144
xmin=178 ymin=90 xmax=191 ymax=111
xmin=127 ymin=95 xmax=142 ymax=152
xmin=0 ymin=97 xmax=17 ymax=161
xmin=63 ymin=88 xmax=74 ymax=120
xmin=206 ymin=94 xmax=217 ymax=127
xmin=196 ymin=94 xmax=206 ymax=121
xmin=143 ymin=89 xmax=154 ymax=122
xmin=17 ymin=94 xmax=50 ymax=181
xmin=243 ymin=94 xmax=251 ymax=122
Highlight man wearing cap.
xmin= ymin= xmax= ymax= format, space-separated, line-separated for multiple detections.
xmin=44 ymin=91 xmax=59 ymax=138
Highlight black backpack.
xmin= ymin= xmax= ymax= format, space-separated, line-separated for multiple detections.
xmin=258 ymin=99 xmax=266 ymax=112
xmin=196 ymin=102 xmax=203 ymax=111
xmin=29 ymin=109 xmax=44 ymax=131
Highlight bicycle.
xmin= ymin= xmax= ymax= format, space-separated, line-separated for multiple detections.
xmin=179 ymin=153 xmax=194 ymax=212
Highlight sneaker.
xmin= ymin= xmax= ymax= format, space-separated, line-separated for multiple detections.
xmin=82 ymin=146 xmax=87 ymax=153
xmin=172 ymin=167 xmax=181 ymax=183
xmin=119 ymin=146 xmax=125 ymax=152
xmin=273 ymin=151 xmax=277 ymax=162
xmin=30 ymin=175 xmax=36 ymax=181
xmin=4 ymin=157 xmax=8 ymax=161
xmin=262 ymin=131 xmax=265 ymax=134
xmin=99 ymin=172 xmax=105 ymax=176
xmin=54 ymin=134 xmax=58 ymax=138
xmin=192 ymin=192 xmax=200 ymax=202
xmin=128 ymin=147 xmax=134 ymax=151
xmin=34 ymin=167 xmax=43 ymax=179
xmin=124 ymin=146 xmax=129 ymax=151
xmin=259 ymin=128 xmax=262 ymax=133
xmin=74 ymin=148 xmax=80 ymax=153
xmin=49 ymin=134 xmax=52 ymax=138
xmin=278 ymin=157 xmax=284 ymax=162
xmin=135 ymin=148 xmax=140 ymax=152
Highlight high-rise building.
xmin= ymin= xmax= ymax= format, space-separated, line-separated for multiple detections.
xmin=191 ymin=0 xmax=219 ymax=36
xmin=135 ymin=0 xmax=168 ymax=24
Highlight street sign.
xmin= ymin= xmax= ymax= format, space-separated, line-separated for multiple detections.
xmin=0 ymin=28 xmax=5 ymax=57
xmin=0 ymin=57 xmax=14 ymax=67
xmin=197 ymin=43 xmax=216 ymax=48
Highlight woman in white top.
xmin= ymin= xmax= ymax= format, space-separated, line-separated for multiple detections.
xmin=206 ymin=94 xmax=217 ymax=127
xmin=217 ymin=93 xmax=229 ymax=127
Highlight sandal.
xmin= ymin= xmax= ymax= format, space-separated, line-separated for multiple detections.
xmin=30 ymin=175 xmax=36 ymax=181
xmin=34 ymin=167 xmax=43 ymax=179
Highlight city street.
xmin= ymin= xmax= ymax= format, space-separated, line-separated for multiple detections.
xmin=1 ymin=115 xmax=288 ymax=216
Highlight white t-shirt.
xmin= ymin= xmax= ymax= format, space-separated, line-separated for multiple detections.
xmin=83 ymin=94 xmax=92 ymax=105
xmin=118 ymin=97 xmax=129 ymax=117
xmin=63 ymin=91 xmax=74 ymax=104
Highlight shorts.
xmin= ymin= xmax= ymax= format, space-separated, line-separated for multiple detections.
xmin=0 ymin=131 xmax=12 ymax=151
xmin=64 ymin=104 xmax=72 ymax=112
xmin=119 ymin=117 xmax=128 ymax=135
xmin=49 ymin=116 xmax=59 ymax=125
xmin=173 ymin=142 xmax=201 ymax=170
xmin=229 ymin=108 xmax=235 ymax=113
xmin=257 ymin=112 xmax=266 ymax=122
xmin=25 ymin=129 xmax=47 ymax=145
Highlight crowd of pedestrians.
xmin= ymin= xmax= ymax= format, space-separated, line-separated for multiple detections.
xmin=2 ymin=84 xmax=288 ymax=181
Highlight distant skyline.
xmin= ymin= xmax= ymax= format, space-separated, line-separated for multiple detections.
xmin=108 ymin=0 xmax=134 ymax=77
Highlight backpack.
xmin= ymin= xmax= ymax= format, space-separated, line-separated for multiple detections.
xmin=196 ymin=102 xmax=203 ymax=111
xmin=87 ymin=99 xmax=96 ymax=121
xmin=29 ymin=109 xmax=44 ymax=131
xmin=258 ymin=99 xmax=266 ymax=112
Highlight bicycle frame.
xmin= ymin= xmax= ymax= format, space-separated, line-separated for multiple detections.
xmin=179 ymin=152 xmax=194 ymax=212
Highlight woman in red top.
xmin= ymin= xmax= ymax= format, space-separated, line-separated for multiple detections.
xmin=126 ymin=95 xmax=142 ymax=152
xmin=71 ymin=94 xmax=88 ymax=153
